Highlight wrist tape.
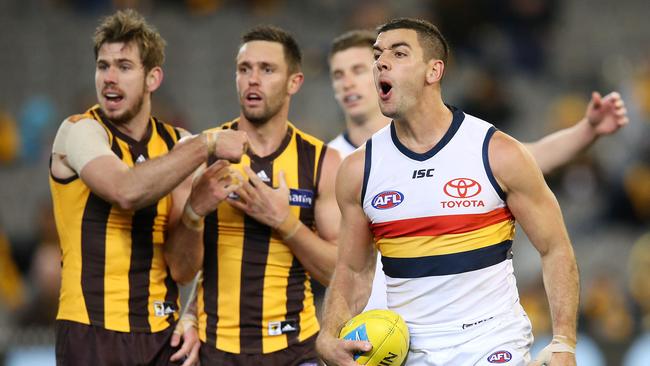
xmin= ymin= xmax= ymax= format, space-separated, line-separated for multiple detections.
xmin=276 ymin=214 xmax=301 ymax=241
xmin=182 ymin=202 xmax=204 ymax=231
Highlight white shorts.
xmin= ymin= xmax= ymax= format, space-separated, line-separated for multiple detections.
xmin=406 ymin=305 xmax=533 ymax=366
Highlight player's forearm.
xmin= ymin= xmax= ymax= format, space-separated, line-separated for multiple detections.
xmin=525 ymin=118 xmax=596 ymax=174
xmin=320 ymin=268 xmax=367 ymax=338
xmin=164 ymin=221 xmax=204 ymax=284
xmin=540 ymin=244 xmax=580 ymax=342
xmin=116 ymin=136 xmax=208 ymax=210
xmin=283 ymin=225 xmax=337 ymax=286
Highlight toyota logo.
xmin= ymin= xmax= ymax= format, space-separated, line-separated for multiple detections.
xmin=443 ymin=178 xmax=482 ymax=198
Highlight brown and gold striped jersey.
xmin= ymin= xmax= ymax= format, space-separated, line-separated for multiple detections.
xmin=50 ymin=105 xmax=180 ymax=333
xmin=198 ymin=120 xmax=327 ymax=354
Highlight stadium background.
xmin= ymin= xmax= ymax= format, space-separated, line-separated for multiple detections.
xmin=0 ymin=0 xmax=648 ymax=364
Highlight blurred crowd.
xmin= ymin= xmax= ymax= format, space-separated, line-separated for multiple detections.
xmin=0 ymin=0 xmax=649 ymax=365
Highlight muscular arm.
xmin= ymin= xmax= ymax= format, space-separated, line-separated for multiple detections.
xmin=52 ymin=118 xmax=248 ymax=211
xmin=316 ymin=149 xmax=375 ymax=366
xmin=524 ymin=91 xmax=628 ymax=174
xmin=163 ymin=175 xmax=201 ymax=284
xmin=490 ymin=132 xmax=580 ymax=347
xmin=79 ymin=134 xmax=209 ymax=211
xmin=281 ymin=148 xmax=341 ymax=285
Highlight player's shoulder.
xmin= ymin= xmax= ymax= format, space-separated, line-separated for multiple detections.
xmin=152 ymin=117 xmax=191 ymax=140
xmin=202 ymin=119 xmax=237 ymax=134
xmin=487 ymin=130 xmax=536 ymax=183
xmin=488 ymin=130 xmax=527 ymax=160
xmin=289 ymin=121 xmax=326 ymax=146
xmin=339 ymin=144 xmax=366 ymax=175
xmin=61 ymin=105 xmax=104 ymax=127
xmin=65 ymin=113 xmax=89 ymax=123
xmin=328 ymin=133 xmax=346 ymax=146
xmin=328 ymin=133 xmax=357 ymax=157
xmin=335 ymin=145 xmax=367 ymax=199
xmin=63 ymin=111 xmax=96 ymax=125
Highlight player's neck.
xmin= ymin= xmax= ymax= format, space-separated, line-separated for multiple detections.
xmin=393 ymin=96 xmax=452 ymax=154
xmin=239 ymin=108 xmax=290 ymax=158
xmin=345 ymin=112 xmax=390 ymax=147
xmin=111 ymin=100 xmax=152 ymax=142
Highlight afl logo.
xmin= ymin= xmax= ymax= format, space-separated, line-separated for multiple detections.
xmin=487 ymin=350 xmax=512 ymax=363
xmin=371 ymin=191 xmax=404 ymax=210
xmin=443 ymin=178 xmax=481 ymax=198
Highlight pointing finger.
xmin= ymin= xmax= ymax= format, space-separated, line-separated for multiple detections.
xmin=170 ymin=332 xmax=181 ymax=347
xmin=243 ymin=166 xmax=265 ymax=188
xmin=591 ymin=91 xmax=602 ymax=108
xmin=344 ymin=340 xmax=372 ymax=354
xmin=277 ymin=170 xmax=288 ymax=189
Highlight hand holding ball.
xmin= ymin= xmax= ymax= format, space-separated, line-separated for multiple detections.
xmin=338 ymin=310 xmax=410 ymax=366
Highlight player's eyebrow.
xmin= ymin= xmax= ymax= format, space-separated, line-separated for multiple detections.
xmin=373 ymin=42 xmax=412 ymax=52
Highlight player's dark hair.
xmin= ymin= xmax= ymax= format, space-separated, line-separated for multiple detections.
xmin=242 ymin=25 xmax=302 ymax=74
xmin=94 ymin=9 xmax=166 ymax=72
xmin=377 ymin=18 xmax=449 ymax=64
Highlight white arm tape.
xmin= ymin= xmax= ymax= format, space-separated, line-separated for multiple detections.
xmin=65 ymin=118 xmax=114 ymax=174
xmin=532 ymin=338 xmax=576 ymax=364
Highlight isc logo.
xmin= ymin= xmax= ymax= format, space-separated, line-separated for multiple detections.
xmin=487 ymin=350 xmax=512 ymax=363
xmin=411 ymin=168 xmax=435 ymax=179
xmin=371 ymin=191 xmax=404 ymax=210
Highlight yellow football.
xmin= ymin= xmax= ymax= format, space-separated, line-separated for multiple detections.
xmin=338 ymin=309 xmax=410 ymax=366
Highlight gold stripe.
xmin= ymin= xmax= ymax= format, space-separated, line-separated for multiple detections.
xmin=262 ymin=242 xmax=292 ymax=352
xmin=147 ymin=244 xmax=170 ymax=331
xmin=298 ymin=277 xmax=319 ymax=342
xmin=53 ymin=178 xmax=91 ymax=324
xmin=148 ymin=136 xmax=172 ymax=245
xmin=261 ymin=145 xmax=298 ymax=352
xmin=197 ymin=284 xmax=207 ymax=342
xmin=215 ymin=154 xmax=250 ymax=353
xmin=147 ymin=126 xmax=175 ymax=331
xmin=216 ymin=231 xmax=244 ymax=352
xmin=287 ymin=122 xmax=325 ymax=187
xmin=378 ymin=220 xmax=515 ymax=258
xmin=103 ymin=141 xmax=132 ymax=330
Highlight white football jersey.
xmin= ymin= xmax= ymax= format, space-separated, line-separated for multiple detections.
xmin=328 ymin=132 xmax=357 ymax=157
xmin=362 ymin=108 xmax=520 ymax=334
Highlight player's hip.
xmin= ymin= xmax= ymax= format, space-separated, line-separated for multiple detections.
xmin=406 ymin=305 xmax=533 ymax=366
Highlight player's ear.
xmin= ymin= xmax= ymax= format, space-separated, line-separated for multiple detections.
xmin=425 ymin=59 xmax=444 ymax=85
xmin=146 ymin=66 xmax=164 ymax=93
xmin=287 ymin=72 xmax=304 ymax=95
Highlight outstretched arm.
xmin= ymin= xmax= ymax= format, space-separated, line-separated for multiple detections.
xmin=490 ymin=132 xmax=579 ymax=366
xmin=525 ymin=91 xmax=628 ymax=174
xmin=51 ymin=118 xmax=249 ymax=211
xmin=316 ymin=149 xmax=376 ymax=366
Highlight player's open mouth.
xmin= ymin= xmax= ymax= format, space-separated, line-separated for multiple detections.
xmin=245 ymin=92 xmax=263 ymax=105
xmin=379 ymin=80 xmax=392 ymax=100
xmin=103 ymin=90 xmax=124 ymax=106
